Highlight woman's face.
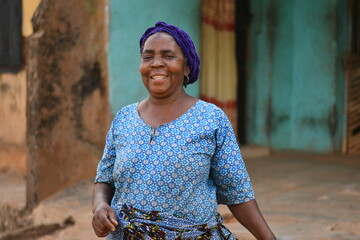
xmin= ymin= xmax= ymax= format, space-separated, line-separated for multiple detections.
xmin=140 ymin=32 xmax=190 ymax=99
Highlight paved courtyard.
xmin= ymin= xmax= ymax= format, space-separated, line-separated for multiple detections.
xmin=1 ymin=147 xmax=359 ymax=240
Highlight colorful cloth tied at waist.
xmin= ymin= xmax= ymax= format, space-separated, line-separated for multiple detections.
xmin=113 ymin=204 xmax=238 ymax=240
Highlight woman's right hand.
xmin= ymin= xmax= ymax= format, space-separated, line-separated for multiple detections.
xmin=92 ymin=202 xmax=119 ymax=237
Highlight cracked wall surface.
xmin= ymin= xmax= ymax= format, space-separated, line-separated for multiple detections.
xmin=26 ymin=0 xmax=109 ymax=207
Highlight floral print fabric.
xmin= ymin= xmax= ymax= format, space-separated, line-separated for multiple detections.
xmin=95 ymin=100 xmax=254 ymax=239
xmin=107 ymin=203 xmax=237 ymax=240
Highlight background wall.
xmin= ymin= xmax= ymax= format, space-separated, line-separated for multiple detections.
xmin=26 ymin=0 xmax=110 ymax=207
xmin=0 ymin=0 xmax=41 ymax=175
xmin=247 ymin=0 xmax=347 ymax=153
xmin=108 ymin=0 xmax=201 ymax=114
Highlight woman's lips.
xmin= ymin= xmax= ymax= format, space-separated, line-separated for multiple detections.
xmin=150 ymin=75 xmax=167 ymax=80
xmin=150 ymin=75 xmax=168 ymax=84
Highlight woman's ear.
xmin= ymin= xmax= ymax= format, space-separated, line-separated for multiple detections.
xmin=185 ymin=65 xmax=190 ymax=77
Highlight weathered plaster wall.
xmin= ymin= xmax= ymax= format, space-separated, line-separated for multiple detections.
xmin=108 ymin=0 xmax=201 ymax=114
xmin=0 ymin=72 xmax=27 ymax=174
xmin=247 ymin=0 xmax=347 ymax=153
xmin=26 ymin=0 xmax=109 ymax=207
xmin=0 ymin=0 xmax=41 ymax=175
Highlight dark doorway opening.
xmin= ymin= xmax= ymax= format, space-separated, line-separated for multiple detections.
xmin=235 ymin=0 xmax=251 ymax=144
xmin=0 ymin=0 xmax=22 ymax=72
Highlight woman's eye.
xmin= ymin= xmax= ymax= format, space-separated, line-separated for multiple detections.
xmin=164 ymin=55 xmax=175 ymax=59
xmin=142 ymin=55 xmax=152 ymax=60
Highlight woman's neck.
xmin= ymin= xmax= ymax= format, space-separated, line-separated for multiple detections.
xmin=146 ymin=89 xmax=189 ymax=107
xmin=138 ymin=91 xmax=197 ymax=128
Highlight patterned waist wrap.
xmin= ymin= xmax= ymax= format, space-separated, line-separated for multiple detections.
xmin=108 ymin=204 xmax=238 ymax=240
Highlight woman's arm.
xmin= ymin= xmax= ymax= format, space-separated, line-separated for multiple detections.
xmin=92 ymin=182 xmax=118 ymax=237
xmin=227 ymin=199 xmax=276 ymax=240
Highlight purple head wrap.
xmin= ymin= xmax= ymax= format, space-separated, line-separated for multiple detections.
xmin=139 ymin=21 xmax=200 ymax=85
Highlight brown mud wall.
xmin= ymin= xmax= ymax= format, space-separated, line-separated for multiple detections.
xmin=26 ymin=0 xmax=110 ymax=208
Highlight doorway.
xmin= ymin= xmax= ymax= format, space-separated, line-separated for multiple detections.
xmin=235 ymin=0 xmax=251 ymax=144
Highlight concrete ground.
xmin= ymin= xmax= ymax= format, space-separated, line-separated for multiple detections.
xmin=1 ymin=146 xmax=359 ymax=240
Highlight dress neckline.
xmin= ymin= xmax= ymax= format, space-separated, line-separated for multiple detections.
xmin=136 ymin=99 xmax=201 ymax=129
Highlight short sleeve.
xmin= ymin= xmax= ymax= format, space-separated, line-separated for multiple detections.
xmin=210 ymin=111 xmax=255 ymax=205
xmin=94 ymin=113 xmax=119 ymax=188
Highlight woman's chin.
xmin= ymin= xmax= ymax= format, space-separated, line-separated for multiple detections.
xmin=148 ymin=89 xmax=167 ymax=98
xmin=148 ymin=84 xmax=169 ymax=94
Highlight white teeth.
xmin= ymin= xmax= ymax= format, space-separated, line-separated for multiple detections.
xmin=151 ymin=75 xmax=166 ymax=80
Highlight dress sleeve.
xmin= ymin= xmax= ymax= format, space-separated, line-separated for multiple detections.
xmin=94 ymin=113 xmax=118 ymax=188
xmin=210 ymin=111 xmax=255 ymax=205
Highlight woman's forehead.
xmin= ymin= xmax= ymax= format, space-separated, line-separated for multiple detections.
xmin=143 ymin=33 xmax=181 ymax=51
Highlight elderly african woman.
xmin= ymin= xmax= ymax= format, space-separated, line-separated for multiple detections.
xmin=139 ymin=21 xmax=200 ymax=86
xmin=92 ymin=22 xmax=276 ymax=240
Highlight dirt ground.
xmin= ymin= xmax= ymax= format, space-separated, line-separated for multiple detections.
xmin=1 ymin=146 xmax=359 ymax=240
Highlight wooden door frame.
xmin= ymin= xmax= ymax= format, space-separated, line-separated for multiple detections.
xmin=345 ymin=0 xmax=360 ymax=154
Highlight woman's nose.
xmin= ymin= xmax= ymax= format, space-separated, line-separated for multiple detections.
xmin=151 ymin=56 xmax=164 ymax=67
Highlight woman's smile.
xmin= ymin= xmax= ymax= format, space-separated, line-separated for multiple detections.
xmin=150 ymin=74 xmax=168 ymax=82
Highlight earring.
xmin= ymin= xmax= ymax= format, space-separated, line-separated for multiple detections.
xmin=184 ymin=75 xmax=190 ymax=84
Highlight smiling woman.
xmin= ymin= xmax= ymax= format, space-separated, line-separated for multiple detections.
xmin=139 ymin=33 xmax=189 ymax=101
xmin=92 ymin=21 xmax=276 ymax=240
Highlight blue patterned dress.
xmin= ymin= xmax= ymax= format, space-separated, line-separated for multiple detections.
xmin=95 ymin=100 xmax=254 ymax=239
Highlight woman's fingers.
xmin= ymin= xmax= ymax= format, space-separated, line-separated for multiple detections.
xmin=99 ymin=209 xmax=117 ymax=231
xmin=92 ymin=219 xmax=110 ymax=237
xmin=108 ymin=208 xmax=119 ymax=227
xmin=92 ymin=207 xmax=117 ymax=236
